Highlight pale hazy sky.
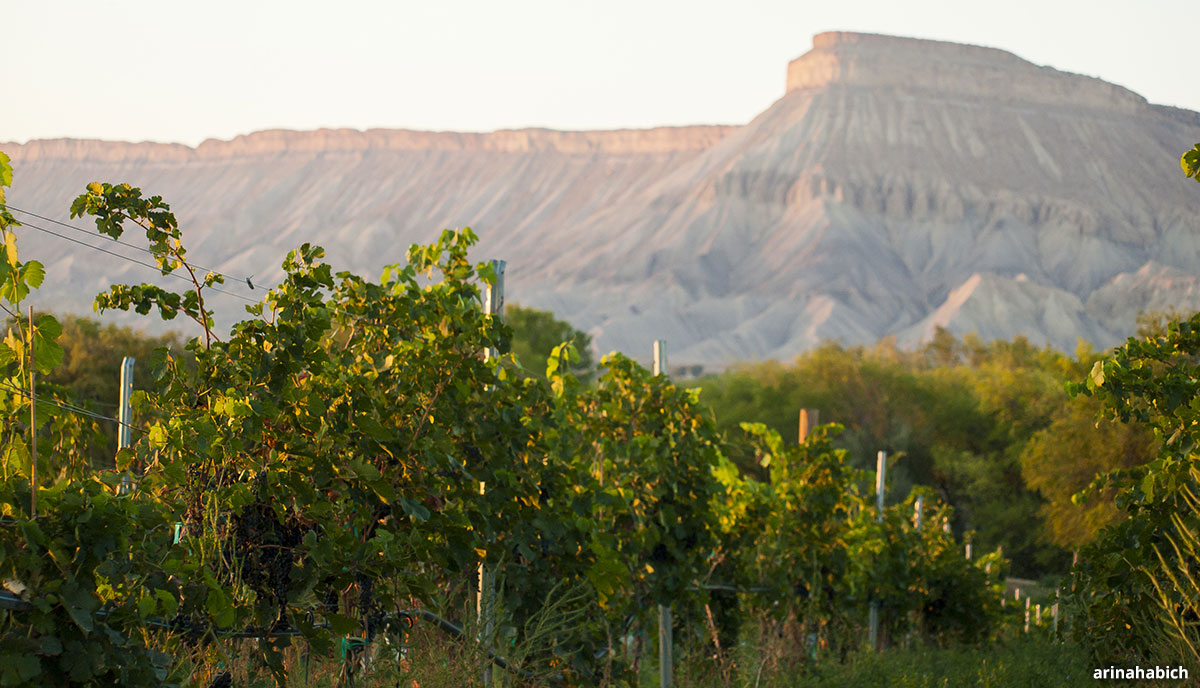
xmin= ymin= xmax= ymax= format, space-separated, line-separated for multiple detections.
xmin=6 ymin=0 xmax=1198 ymax=146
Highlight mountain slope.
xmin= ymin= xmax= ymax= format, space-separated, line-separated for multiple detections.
xmin=6 ymin=32 xmax=1200 ymax=368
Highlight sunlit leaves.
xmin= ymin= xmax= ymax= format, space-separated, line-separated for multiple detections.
xmin=20 ymin=261 xmax=43 ymax=291
xmin=70 ymin=182 xmax=225 ymax=346
xmin=1183 ymin=143 xmax=1200 ymax=182
xmin=0 ymin=228 xmax=44 ymax=304
xmin=4 ymin=231 xmax=18 ymax=267
xmin=70 ymin=182 xmax=181 ymax=271
xmin=0 ymin=152 xmax=12 ymax=190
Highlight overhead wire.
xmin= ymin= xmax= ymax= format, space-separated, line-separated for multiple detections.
xmin=0 ymin=202 xmax=255 ymax=288
xmin=12 ymin=218 xmax=263 ymax=305
xmin=3 ymin=203 xmax=496 ymax=334
xmin=0 ymin=378 xmax=139 ymax=431
xmin=9 ymin=217 xmax=402 ymax=326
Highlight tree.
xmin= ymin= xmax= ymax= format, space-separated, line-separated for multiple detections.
xmin=505 ymin=303 xmax=594 ymax=379
xmin=43 ymin=316 xmax=186 ymax=403
xmin=1020 ymin=394 xmax=1154 ymax=548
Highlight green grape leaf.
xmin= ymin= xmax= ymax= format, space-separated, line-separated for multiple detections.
xmin=38 ymin=635 xmax=63 ymax=657
xmin=324 ymin=613 xmax=360 ymax=636
xmin=138 ymin=593 xmax=156 ymax=618
xmin=31 ymin=319 xmax=65 ymax=374
xmin=66 ymin=603 xmax=95 ymax=634
xmin=205 ymin=585 xmax=235 ymax=629
xmin=155 ymin=589 xmax=178 ymax=618
xmin=115 ymin=448 xmax=136 ymax=472
xmin=22 ymin=260 xmax=45 ymax=290
xmin=33 ymin=314 xmax=60 ymax=339
xmin=11 ymin=654 xmax=41 ymax=681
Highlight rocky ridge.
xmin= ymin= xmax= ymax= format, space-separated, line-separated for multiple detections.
xmin=9 ymin=125 xmax=737 ymax=162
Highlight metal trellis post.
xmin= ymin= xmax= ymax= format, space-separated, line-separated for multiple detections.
xmin=653 ymin=340 xmax=673 ymax=688
xmin=479 ymin=259 xmax=504 ymax=687
xmin=869 ymin=450 xmax=886 ymax=651
xmin=118 ymin=356 xmax=134 ymax=494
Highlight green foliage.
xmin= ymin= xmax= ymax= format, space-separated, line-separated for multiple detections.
xmin=1068 ymin=311 xmax=1200 ymax=665
xmin=691 ymin=333 xmax=1123 ymax=576
xmin=0 ymin=479 xmax=177 ymax=686
xmin=535 ymin=347 xmax=726 ymax=677
xmin=0 ymin=155 xmax=181 ymax=687
xmin=555 ymin=352 xmax=722 ymax=604
xmin=715 ymin=423 xmax=863 ymax=623
xmin=0 ymin=152 xmax=1010 ymax=686
xmin=713 ymin=423 xmax=1005 ymax=665
xmin=71 ymin=181 xmax=221 ymax=345
xmin=69 ymin=183 xmax=185 ymax=273
xmin=0 ymin=168 xmax=42 ymax=312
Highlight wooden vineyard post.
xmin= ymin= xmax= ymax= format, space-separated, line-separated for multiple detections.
xmin=869 ymin=450 xmax=886 ymax=651
xmin=653 ymin=340 xmax=673 ymax=688
xmin=1024 ymin=597 xmax=1031 ymax=634
xmin=479 ymin=259 xmax=505 ymax=687
xmin=798 ymin=408 xmax=819 ymax=443
xmin=908 ymin=493 xmax=925 ymax=646
xmin=799 ymin=408 xmax=824 ymax=654
xmin=27 ymin=306 xmax=36 ymax=518
xmin=118 ymin=356 xmax=135 ymax=494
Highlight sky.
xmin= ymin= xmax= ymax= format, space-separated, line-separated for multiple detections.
xmin=6 ymin=0 xmax=1199 ymax=147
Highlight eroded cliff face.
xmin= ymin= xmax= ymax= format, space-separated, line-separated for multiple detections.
xmin=5 ymin=32 xmax=1199 ymax=368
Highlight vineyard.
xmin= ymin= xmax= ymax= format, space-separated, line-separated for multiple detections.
xmin=0 ymin=146 xmax=1198 ymax=687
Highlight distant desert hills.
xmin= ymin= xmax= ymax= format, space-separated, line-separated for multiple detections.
xmin=6 ymin=32 xmax=1200 ymax=369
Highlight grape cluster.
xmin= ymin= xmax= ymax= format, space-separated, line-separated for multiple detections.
xmin=229 ymin=499 xmax=304 ymax=615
